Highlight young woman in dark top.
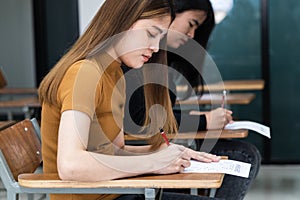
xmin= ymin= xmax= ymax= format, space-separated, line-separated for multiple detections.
xmin=122 ymin=0 xmax=261 ymax=199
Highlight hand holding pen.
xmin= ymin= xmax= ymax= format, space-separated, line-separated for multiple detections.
xmin=221 ymin=90 xmax=233 ymax=124
xmin=205 ymin=90 xmax=233 ymax=129
xmin=159 ymin=128 xmax=170 ymax=146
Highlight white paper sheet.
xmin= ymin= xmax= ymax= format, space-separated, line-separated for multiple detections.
xmin=183 ymin=160 xmax=251 ymax=178
xmin=225 ymin=121 xmax=271 ymax=138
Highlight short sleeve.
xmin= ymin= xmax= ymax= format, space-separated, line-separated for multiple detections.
xmin=58 ymin=60 xmax=102 ymax=119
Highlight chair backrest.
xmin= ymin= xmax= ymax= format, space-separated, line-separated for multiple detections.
xmin=0 ymin=119 xmax=42 ymax=181
xmin=0 ymin=68 xmax=7 ymax=88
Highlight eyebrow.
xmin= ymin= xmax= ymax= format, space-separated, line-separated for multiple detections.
xmin=153 ymin=25 xmax=164 ymax=34
xmin=192 ymin=19 xmax=200 ymax=27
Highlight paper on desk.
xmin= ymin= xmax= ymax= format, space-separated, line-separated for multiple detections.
xmin=183 ymin=160 xmax=251 ymax=178
xmin=225 ymin=121 xmax=271 ymax=138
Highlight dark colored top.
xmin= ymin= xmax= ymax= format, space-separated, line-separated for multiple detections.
xmin=121 ymin=65 xmax=207 ymax=134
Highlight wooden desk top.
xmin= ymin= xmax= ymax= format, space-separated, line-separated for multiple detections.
xmin=176 ymin=93 xmax=256 ymax=105
xmin=203 ymin=79 xmax=265 ymax=92
xmin=19 ymin=172 xmax=224 ymax=189
xmin=125 ymin=129 xmax=248 ymax=141
xmin=0 ymin=97 xmax=40 ymax=108
xmin=176 ymin=79 xmax=265 ymax=93
xmin=0 ymin=87 xmax=37 ymax=95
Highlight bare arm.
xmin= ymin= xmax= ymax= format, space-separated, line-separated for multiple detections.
xmin=57 ymin=110 xmax=221 ymax=182
xmin=112 ymin=129 xmax=155 ymax=154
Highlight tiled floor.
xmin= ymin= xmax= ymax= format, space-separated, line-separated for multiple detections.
xmin=1 ymin=165 xmax=300 ymax=200
xmin=244 ymin=165 xmax=300 ymax=200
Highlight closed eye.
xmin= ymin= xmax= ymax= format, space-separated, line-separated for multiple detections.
xmin=147 ymin=30 xmax=157 ymax=38
xmin=147 ymin=26 xmax=167 ymax=40
xmin=190 ymin=19 xmax=200 ymax=28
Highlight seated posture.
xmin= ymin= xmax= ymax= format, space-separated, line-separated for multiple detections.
xmin=38 ymin=0 xmax=223 ymax=199
xmin=122 ymin=0 xmax=261 ymax=200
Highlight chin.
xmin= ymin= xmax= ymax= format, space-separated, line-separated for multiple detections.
xmin=130 ymin=63 xmax=144 ymax=69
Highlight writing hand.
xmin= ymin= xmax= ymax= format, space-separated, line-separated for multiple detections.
xmin=206 ymin=107 xmax=233 ymax=130
xmin=152 ymin=144 xmax=220 ymax=174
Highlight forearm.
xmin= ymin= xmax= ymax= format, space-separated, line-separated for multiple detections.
xmin=115 ymin=144 xmax=153 ymax=155
xmin=58 ymin=149 xmax=139 ymax=181
xmin=115 ymin=143 xmax=168 ymax=155
xmin=58 ymin=145 xmax=182 ymax=181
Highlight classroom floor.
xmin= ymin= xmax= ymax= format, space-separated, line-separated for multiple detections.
xmin=244 ymin=165 xmax=300 ymax=200
xmin=1 ymin=165 xmax=300 ymax=200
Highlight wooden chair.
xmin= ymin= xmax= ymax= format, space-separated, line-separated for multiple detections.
xmin=0 ymin=118 xmax=41 ymax=199
xmin=0 ymin=119 xmax=225 ymax=200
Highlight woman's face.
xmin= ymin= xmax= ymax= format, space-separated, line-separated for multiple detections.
xmin=167 ymin=10 xmax=207 ymax=49
xmin=114 ymin=16 xmax=170 ymax=68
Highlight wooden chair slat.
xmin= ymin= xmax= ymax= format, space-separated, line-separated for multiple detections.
xmin=0 ymin=119 xmax=42 ymax=180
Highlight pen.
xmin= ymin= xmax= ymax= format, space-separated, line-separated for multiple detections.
xmin=159 ymin=128 xmax=170 ymax=146
xmin=221 ymin=90 xmax=226 ymax=108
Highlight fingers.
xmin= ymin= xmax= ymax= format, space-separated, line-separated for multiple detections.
xmin=163 ymin=147 xmax=221 ymax=174
xmin=219 ymin=108 xmax=233 ymax=126
xmin=182 ymin=148 xmax=221 ymax=163
xmin=225 ymin=109 xmax=233 ymax=115
xmin=225 ymin=111 xmax=233 ymax=124
xmin=180 ymin=159 xmax=191 ymax=168
xmin=197 ymin=152 xmax=221 ymax=162
xmin=207 ymin=108 xmax=232 ymax=129
xmin=166 ymin=155 xmax=191 ymax=174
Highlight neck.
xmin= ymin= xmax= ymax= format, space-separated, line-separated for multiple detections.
xmin=106 ymin=46 xmax=121 ymax=63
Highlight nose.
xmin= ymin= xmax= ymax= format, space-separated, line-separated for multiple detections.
xmin=186 ymin=29 xmax=195 ymax=39
xmin=149 ymin=38 xmax=160 ymax=53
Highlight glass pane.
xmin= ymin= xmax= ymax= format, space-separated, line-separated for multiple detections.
xmin=207 ymin=0 xmax=264 ymax=157
xmin=269 ymin=0 xmax=300 ymax=162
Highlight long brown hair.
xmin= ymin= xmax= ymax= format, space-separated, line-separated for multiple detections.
xmin=38 ymin=0 xmax=177 ymax=149
xmin=143 ymin=48 xmax=178 ymax=150
xmin=39 ymin=0 xmax=174 ymax=104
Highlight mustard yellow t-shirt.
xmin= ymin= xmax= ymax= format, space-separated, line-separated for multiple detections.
xmin=41 ymin=53 xmax=125 ymax=200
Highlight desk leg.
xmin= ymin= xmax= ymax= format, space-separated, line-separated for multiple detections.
xmin=144 ymin=188 xmax=156 ymax=200
xmin=22 ymin=106 xmax=33 ymax=119
xmin=190 ymin=188 xmax=198 ymax=195
xmin=7 ymin=191 xmax=18 ymax=200
xmin=7 ymin=111 xmax=13 ymax=121
xmin=27 ymin=194 xmax=34 ymax=200
xmin=209 ymin=188 xmax=216 ymax=197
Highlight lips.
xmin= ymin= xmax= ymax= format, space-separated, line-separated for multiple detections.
xmin=142 ymin=54 xmax=151 ymax=62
